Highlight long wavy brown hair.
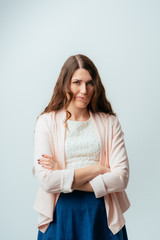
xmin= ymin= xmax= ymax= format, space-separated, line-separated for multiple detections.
xmin=38 ymin=54 xmax=116 ymax=122
xmin=32 ymin=54 xmax=116 ymax=176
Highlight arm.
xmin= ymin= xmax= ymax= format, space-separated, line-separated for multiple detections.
xmin=35 ymin=115 xmax=111 ymax=194
xmin=34 ymin=115 xmax=74 ymax=194
xmin=38 ymin=154 xmax=110 ymax=192
xmin=38 ymin=154 xmax=111 ymax=193
xmin=71 ymin=165 xmax=111 ymax=192
xmin=72 ymin=165 xmax=103 ymax=187
xmin=89 ymin=116 xmax=129 ymax=198
xmin=73 ymin=182 xmax=94 ymax=192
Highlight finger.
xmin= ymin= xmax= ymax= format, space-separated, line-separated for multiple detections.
xmin=39 ymin=159 xmax=53 ymax=163
xmin=40 ymin=157 xmax=55 ymax=162
xmin=41 ymin=164 xmax=57 ymax=170
xmin=40 ymin=162 xmax=55 ymax=168
xmin=41 ymin=163 xmax=53 ymax=167
xmin=42 ymin=154 xmax=53 ymax=159
xmin=39 ymin=162 xmax=51 ymax=167
xmin=39 ymin=158 xmax=55 ymax=164
xmin=41 ymin=165 xmax=53 ymax=169
xmin=39 ymin=163 xmax=54 ymax=168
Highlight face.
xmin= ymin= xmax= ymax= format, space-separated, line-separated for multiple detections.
xmin=68 ymin=68 xmax=95 ymax=110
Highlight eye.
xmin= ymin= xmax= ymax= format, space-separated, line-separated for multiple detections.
xmin=88 ymin=81 xmax=94 ymax=86
xmin=73 ymin=81 xmax=80 ymax=84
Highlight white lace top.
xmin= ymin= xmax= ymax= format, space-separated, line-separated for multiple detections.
xmin=65 ymin=117 xmax=101 ymax=169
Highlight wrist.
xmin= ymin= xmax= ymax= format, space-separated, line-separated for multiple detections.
xmin=73 ymin=165 xmax=101 ymax=187
xmin=98 ymin=165 xmax=105 ymax=174
xmin=99 ymin=165 xmax=111 ymax=174
xmin=74 ymin=182 xmax=94 ymax=192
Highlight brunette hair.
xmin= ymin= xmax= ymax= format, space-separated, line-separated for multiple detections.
xmin=38 ymin=54 xmax=116 ymax=121
xmin=32 ymin=54 xmax=116 ymax=176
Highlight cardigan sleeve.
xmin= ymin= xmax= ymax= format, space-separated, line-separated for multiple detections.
xmin=89 ymin=116 xmax=129 ymax=198
xmin=33 ymin=114 xmax=75 ymax=194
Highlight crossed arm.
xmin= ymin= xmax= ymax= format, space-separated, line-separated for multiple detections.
xmin=72 ymin=165 xmax=111 ymax=192
xmin=34 ymin=115 xmax=129 ymax=198
xmin=38 ymin=155 xmax=111 ymax=192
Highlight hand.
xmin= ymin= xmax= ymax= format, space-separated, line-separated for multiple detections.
xmin=38 ymin=154 xmax=62 ymax=170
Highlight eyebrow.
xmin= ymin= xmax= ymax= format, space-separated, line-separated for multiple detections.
xmin=72 ymin=79 xmax=93 ymax=82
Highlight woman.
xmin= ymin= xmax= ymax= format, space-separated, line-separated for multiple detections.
xmin=33 ymin=54 xmax=130 ymax=240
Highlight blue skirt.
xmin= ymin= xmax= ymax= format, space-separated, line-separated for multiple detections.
xmin=37 ymin=190 xmax=128 ymax=240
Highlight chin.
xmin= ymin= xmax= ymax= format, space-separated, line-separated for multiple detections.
xmin=75 ymin=103 xmax=88 ymax=109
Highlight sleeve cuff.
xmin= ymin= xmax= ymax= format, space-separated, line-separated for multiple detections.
xmin=61 ymin=169 xmax=75 ymax=193
xmin=89 ymin=174 xmax=107 ymax=198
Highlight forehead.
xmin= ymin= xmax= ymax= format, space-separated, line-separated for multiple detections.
xmin=71 ymin=68 xmax=92 ymax=81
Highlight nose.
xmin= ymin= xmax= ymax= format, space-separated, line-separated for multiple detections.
xmin=80 ymin=83 xmax=87 ymax=94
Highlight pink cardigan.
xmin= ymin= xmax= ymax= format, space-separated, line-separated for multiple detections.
xmin=33 ymin=109 xmax=130 ymax=235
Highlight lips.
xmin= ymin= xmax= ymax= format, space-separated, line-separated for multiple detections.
xmin=76 ymin=96 xmax=87 ymax=100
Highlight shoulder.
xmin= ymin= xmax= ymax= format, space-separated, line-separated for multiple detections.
xmin=93 ymin=112 xmax=124 ymax=136
xmin=36 ymin=112 xmax=53 ymax=124
xmin=98 ymin=112 xmax=119 ymax=125
xmin=99 ymin=112 xmax=124 ymax=134
xmin=34 ymin=111 xmax=56 ymax=132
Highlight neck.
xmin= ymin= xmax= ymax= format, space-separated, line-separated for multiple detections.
xmin=66 ymin=106 xmax=90 ymax=121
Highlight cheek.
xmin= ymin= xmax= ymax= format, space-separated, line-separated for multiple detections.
xmin=89 ymin=88 xmax=95 ymax=98
xmin=70 ymin=85 xmax=78 ymax=95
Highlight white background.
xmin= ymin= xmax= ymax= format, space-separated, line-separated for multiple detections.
xmin=0 ymin=0 xmax=160 ymax=239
